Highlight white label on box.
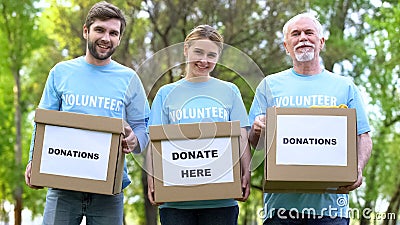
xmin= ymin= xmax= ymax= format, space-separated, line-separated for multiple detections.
xmin=275 ymin=115 xmax=347 ymax=166
xmin=40 ymin=125 xmax=112 ymax=180
xmin=161 ymin=137 xmax=234 ymax=186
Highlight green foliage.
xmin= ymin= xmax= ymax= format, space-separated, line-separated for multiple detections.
xmin=336 ymin=3 xmax=400 ymax=224
xmin=0 ymin=66 xmax=14 ymax=202
xmin=125 ymin=154 xmax=147 ymax=224
xmin=356 ymin=2 xmax=400 ymax=217
xmin=0 ymin=0 xmax=49 ymax=221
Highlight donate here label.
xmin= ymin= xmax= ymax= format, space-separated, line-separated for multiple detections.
xmin=276 ymin=115 xmax=348 ymax=166
xmin=40 ymin=125 xmax=112 ymax=180
xmin=161 ymin=137 xmax=234 ymax=186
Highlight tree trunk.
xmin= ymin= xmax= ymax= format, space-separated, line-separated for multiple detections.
xmin=325 ymin=0 xmax=350 ymax=72
xmin=388 ymin=199 xmax=399 ymax=225
xmin=360 ymin=162 xmax=377 ymax=225
xmin=381 ymin=182 xmax=400 ymax=225
xmin=360 ymin=201 xmax=372 ymax=225
xmin=13 ymin=189 xmax=22 ymax=225
xmin=142 ymin=169 xmax=158 ymax=225
xmin=13 ymin=68 xmax=23 ymax=225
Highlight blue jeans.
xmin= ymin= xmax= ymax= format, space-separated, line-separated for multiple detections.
xmin=159 ymin=206 xmax=239 ymax=225
xmin=264 ymin=210 xmax=349 ymax=225
xmin=42 ymin=188 xmax=124 ymax=225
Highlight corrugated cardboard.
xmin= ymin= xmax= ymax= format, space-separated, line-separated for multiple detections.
xmin=149 ymin=121 xmax=242 ymax=203
xmin=264 ymin=107 xmax=358 ymax=193
xmin=30 ymin=108 xmax=125 ymax=195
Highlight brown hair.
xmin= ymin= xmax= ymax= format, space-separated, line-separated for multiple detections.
xmin=85 ymin=1 xmax=126 ymax=37
xmin=185 ymin=25 xmax=224 ymax=52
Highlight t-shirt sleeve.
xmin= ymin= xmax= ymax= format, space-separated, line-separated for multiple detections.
xmin=230 ymin=84 xmax=250 ymax=128
xmin=38 ymin=68 xmax=62 ymax=110
xmin=348 ymin=82 xmax=371 ymax=135
xmin=125 ymin=73 xmax=150 ymax=121
xmin=125 ymin=73 xmax=150 ymax=153
xmin=29 ymin=68 xmax=62 ymax=162
xmin=149 ymin=89 xmax=169 ymax=126
xmin=249 ymin=78 xmax=272 ymax=125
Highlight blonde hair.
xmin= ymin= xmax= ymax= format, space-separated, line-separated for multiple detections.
xmin=184 ymin=25 xmax=224 ymax=52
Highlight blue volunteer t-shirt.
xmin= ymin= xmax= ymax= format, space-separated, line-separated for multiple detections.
xmin=149 ymin=77 xmax=249 ymax=209
xmin=29 ymin=56 xmax=150 ymax=189
xmin=248 ymin=68 xmax=371 ymax=219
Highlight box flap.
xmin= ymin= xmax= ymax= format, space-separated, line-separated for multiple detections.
xmin=149 ymin=121 xmax=240 ymax=140
xmin=267 ymin=107 xmax=356 ymax=117
xmin=34 ymin=108 xmax=124 ymax=134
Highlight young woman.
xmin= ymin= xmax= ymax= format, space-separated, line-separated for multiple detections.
xmin=147 ymin=25 xmax=251 ymax=225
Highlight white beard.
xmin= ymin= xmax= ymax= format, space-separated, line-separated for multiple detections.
xmin=295 ymin=51 xmax=315 ymax=62
xmin=294 ymin=41 xmax=315 ymax=62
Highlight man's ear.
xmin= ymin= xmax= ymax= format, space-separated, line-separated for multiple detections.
xmin=283 ymin=42 xmax=290 ymax=55
xmin=320 ymin=37 xmax=325 ymax=51
xmin=83 ymin=25 xmax=88 ymax=40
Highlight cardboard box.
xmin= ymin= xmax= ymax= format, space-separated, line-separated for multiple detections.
xmin=30 ymin=108 xmax=125 ymax=195
xmin=264 ymin=107 xmax=358 ymax=193
xmin=149 ymin=121 xmax=242 ymax=203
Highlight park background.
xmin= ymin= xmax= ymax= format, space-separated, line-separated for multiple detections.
xmin=0 ymin=0 xmax=399 ymax=224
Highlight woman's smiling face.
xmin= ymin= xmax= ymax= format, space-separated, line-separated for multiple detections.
xmin=184 ymin=38 xmax=220 ymax=80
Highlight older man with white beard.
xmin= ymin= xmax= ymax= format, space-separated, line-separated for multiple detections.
xmin=248 ymin=12 xmax=372 ymax=225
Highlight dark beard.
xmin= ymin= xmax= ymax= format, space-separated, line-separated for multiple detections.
xmin=87 ymin=40 xmax=115 ymax=60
